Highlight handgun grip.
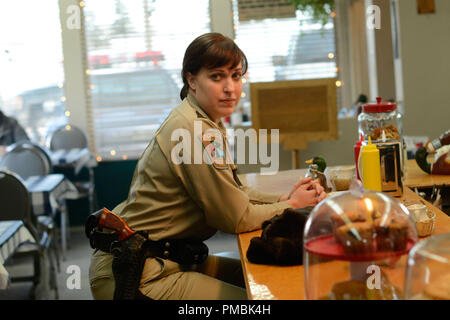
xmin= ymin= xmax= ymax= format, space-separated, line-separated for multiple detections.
xmin=98 ymin=208 xmax=135 ymax=241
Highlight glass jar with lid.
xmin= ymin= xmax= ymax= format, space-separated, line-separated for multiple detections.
xmin=358 ymin=97 xmax=405 ymax=177
xmin=404 ymin=233 xmax=450 ymax=300
xmin=358 ymin=97 xmax=403 ymax=142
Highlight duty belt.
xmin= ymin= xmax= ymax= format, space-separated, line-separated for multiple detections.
xmin=85 ymin=208 xmax=209 ymax=265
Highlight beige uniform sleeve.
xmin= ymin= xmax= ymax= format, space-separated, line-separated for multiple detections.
xmin=240 ymin=185 xmax=283 ymax=204
xmin=157 ymin=117 xmax=291 ymax=234
xmin=173 ymin=160 xmax=292 ymax=234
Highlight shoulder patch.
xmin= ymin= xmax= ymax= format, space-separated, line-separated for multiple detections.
xmin=202 ymin=130 xmax=228 ymax=169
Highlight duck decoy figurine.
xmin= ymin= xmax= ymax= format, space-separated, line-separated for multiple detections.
xmin=305 ymin=156 xmax=331 ymax=192
xmin=305 ymin=156 xmax=327 ymax=173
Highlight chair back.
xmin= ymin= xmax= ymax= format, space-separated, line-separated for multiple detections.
xmin=0 ymin=170 xmax=38 ymax=239
xmin=49 ymin=125 xmax=88 ymax=151
xmin=0 ymin=142 xmax=52 ymax=180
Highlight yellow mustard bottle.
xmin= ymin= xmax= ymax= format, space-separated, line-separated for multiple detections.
xmin=361 ymin=136 xmax=382 ymax=191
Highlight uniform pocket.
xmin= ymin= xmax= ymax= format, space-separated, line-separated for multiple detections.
xmin=89 ymin=250 xmax=114 ymax=285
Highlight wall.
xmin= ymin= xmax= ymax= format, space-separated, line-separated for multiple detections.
xmin=395 ymin=0 xmax=450 ymax=138
xmin=240 ymin=0 xmax=450 ymax=174
xmin=236 ymin=117 xmax=359 ymax=174
xmin=373 ymin=0 xmax=396 ymax=100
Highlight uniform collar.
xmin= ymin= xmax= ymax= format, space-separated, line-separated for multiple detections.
xmin=186 ymin=93 xmax=227 ymax=133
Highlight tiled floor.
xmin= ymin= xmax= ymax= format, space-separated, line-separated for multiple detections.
xmin=0 ymin=227 xmax=239 ymax=300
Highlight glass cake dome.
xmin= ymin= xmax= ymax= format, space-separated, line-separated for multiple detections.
xmin=303 ymin=182 xmax=418 ymax=300
xmin=404 ymin=233 xmax=450 ymax=300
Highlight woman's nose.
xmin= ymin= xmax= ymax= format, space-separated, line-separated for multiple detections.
xmin=223 ymin=77 xmax=234 ymax=92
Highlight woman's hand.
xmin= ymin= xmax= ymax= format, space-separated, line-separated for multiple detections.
xmin=279 ymin=177 xmax=313 ymax=202
xmin=280 ymin=177 xmax=328 ymax=208
xmin=286 ymin=181 xmax=320 ymax=209
xmin=314 ymin=182 xmax=327 ymax=203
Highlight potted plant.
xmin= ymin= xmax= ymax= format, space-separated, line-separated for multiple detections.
xmin=290 ymin=0 xmax=335 ymax=25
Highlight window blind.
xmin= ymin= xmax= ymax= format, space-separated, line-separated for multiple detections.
xmin=84 ymin=0 xmax=210 ymax=161
xmin=0 ymin=1 xmax=66 ymax=145
xmin=232 ymin=2 xmax=338 ymax=122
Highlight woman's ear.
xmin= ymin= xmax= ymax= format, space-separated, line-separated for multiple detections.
xmin=186 ymin=72 xmax=196 ymax=91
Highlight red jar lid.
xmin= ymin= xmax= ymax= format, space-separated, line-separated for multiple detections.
xmin=362 ymin=97 xmax=397 ymax=113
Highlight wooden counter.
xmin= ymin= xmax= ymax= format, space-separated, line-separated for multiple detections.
xmin=404 ymin=159 xmax=450 ymax=188
xmin=241 ymin=160 xmax=450 ymax=193
xmin=237 ymin=169 xmax=450 ymax=300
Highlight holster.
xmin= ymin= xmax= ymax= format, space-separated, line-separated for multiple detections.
xmin=110 ymin=231 xmax=149 ymax=300
xmin=85 ymin=209 xmax=209 ymax=300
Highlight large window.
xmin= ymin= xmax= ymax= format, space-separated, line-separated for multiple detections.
xmin=0 ymin=1 xmax=66 ymax=145
xmin=84 ymin=0 xmax=210 ymax=160
xmin=232 ymin=1 xmax=338 ymax=123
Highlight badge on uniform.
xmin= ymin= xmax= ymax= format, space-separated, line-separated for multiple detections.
xmin=202 ymin=130 xmax=228 ymax=169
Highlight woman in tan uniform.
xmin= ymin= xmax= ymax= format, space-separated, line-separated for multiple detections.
xmin=89 ymin=33 xmax=326 ymax=300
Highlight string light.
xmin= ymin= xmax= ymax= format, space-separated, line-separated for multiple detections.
xmin=61 ymin=96 xmax=66 ymax=102
xmin=79 ymin=1 xmax=85 ymax=8
xmin=85 ymin=69 xmax=90 ymax=75
xmin=65 ymin=125 xmax=72 ymax=130
xmin=122 ymin=155 xmax=128 ymax=160
xmin=336 ymin=80 xmax=343 ymax=87
xmin=110 ymin=150 xmax=116 ymax=156
xmin=241 ymin=92 xmax=246 ymax=98
xmin=96 ymin=156 xmax=102 ymax=162
xmin=242 ymin=78 xmax=247 ymax=84
xmin=65 ymin=111 xmax=71 ymax=117
xmin=328 ymin=53 xmax=335 ymax=59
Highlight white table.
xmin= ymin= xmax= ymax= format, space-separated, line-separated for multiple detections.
xmin=50 ymin=148 xmax=97 ymax=175
xmin=0 ymin=220 xmax=35 ymax=290
xmin=24 ymin=174 xmax=78 ymax=260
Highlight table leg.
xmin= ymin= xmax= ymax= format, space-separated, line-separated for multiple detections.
xmin=60 ymin=202 xmax=68 ymax=261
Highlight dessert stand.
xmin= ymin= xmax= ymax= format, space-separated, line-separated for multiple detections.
xmin=303 ymin=184 xmax=418 ymax=300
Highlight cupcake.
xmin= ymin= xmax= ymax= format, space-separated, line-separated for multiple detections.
xmin=374 ymin=216 xmax=408 ymax=251
xmin=335 ymin=222 xmax=374 ymax=254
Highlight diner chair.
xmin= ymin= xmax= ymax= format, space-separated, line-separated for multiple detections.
xmin=0 ymin=142 xmax=52 ymax=180
xmin=48 ymin=124 xmax=97 ymax=214
xmin=48 ymin=125 xmax=88 ymax=150
xmin=0 ymin=169 xmax=58 ymax=299
xmin=0 ymin=142 xmax=62 ymax=271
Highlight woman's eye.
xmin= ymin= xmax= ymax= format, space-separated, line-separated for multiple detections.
xmin=232 ymin=73 xmax=242 ymax=80
xmin=211 ymin=74 xmax=221 ymax=81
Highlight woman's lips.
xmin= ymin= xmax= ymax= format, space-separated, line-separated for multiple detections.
xmin=220 ymin=99 xmax=236 ymax=105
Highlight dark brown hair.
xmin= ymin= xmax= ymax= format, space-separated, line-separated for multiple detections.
xmin=180 ymin=33 xmax=248 ymax=100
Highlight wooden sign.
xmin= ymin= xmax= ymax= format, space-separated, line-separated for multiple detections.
xmin=417 ymin=0 xmax=435 ymax=14
xmin=250 ymin=78 xmax=338 ymax=151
